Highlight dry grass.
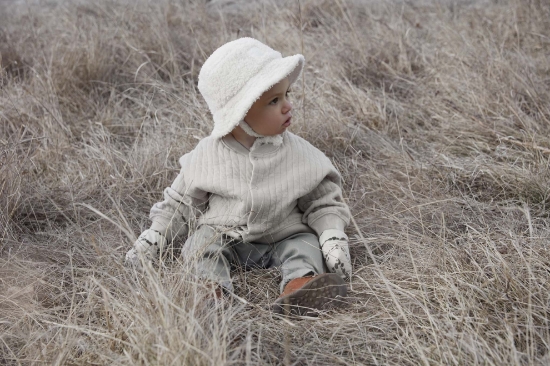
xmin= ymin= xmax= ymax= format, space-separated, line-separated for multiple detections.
xmin=1 ymin=0 xmax=550 ymax=364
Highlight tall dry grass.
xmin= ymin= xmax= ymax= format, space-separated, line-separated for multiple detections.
xmin=1 ymin=0 xmax=550 ymax=364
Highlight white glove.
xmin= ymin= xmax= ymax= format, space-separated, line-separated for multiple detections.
xmin=125 ymin=229 xmax=166 ymax=269
xmin=319 ymin=229 xmax=352 ymax=280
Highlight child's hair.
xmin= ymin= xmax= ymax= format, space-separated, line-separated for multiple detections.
xmin=198 ymin=37 xmax=304 ymax=138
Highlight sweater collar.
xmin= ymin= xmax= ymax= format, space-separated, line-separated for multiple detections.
xmin=222 ymin=131 xmax=286 ymax=155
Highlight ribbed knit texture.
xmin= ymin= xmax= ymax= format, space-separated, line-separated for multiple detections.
xmin=149 ymin=130 xmax=350 ymax=243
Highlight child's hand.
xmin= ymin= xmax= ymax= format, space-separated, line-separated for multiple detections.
xmin=124 ymin=229 xmax=165 ymax=270
xmin=319 ymin=229 xmax=352 ymax=280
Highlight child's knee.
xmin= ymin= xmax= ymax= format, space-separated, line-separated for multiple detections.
xmin=182 ymin=226 xmax=220 ymax=255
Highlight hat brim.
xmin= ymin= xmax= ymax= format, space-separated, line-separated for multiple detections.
xmin=210 ymin=54 xmax=304 ymax=138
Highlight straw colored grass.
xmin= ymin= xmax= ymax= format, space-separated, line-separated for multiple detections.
xmin=1 ymin=0 xmax=550 ymax=364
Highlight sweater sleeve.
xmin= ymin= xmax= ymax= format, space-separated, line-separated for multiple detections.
xmin=297 ymin=168 xmax=351 ymax=237
xmin=149 ymin=151 xmax=209 ymax=242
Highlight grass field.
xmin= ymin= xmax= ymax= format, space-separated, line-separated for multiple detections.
xmin=2 ymin=0 xmax=550 ymax=364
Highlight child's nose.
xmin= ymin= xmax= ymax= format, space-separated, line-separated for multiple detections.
xmin=283 ymin=99 xmax=292 ymax=113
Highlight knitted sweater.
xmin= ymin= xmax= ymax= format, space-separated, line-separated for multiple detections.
xmin=149 ymin=130 xmax=351 ymax=244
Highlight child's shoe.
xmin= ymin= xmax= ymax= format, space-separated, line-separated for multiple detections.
xmin=197 ymin=282 xmax=229 ymax=310
xmin=272 ymin=273 xmax=346 ymax=316
xmin=204 ymin=282 xmax=224 ymax=300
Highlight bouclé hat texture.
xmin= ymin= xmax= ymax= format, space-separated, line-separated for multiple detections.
xmin=198 ymin=37 xmax=304 ymax=138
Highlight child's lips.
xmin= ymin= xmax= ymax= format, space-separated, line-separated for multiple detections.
xmin=283 ymin=116 xmax=292 ymax=127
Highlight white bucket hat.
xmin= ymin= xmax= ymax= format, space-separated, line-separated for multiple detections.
xmin=198 ymin=37 xmax=304 ymax=138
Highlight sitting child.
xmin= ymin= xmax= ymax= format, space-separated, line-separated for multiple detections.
xmin=125 ymin=37 xmax=352 ymax=315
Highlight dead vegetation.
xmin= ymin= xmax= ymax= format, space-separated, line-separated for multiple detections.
xmin=1 ymin=0 xmax=550 ymax=364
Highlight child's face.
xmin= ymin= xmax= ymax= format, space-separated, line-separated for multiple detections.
xmin=244 ymin=78 xmax=293 ymax=136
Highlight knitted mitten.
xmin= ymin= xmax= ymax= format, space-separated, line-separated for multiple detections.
xmin=319 ymin=229 xmax=352 ymax=280
xmin=125 ymin=229 xmax=165 ymax=270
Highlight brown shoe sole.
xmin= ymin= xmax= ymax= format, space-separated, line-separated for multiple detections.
xmin=272 ymin=273 xmax=347 ymax=316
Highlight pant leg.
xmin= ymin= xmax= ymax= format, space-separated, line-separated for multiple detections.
xmin=266 ymin=232 xmax=325 ymax=293
xmin=180 ymin=225 xmax=239 ymax=292
xmin=231 ymin=240 xmax=271 ymax=270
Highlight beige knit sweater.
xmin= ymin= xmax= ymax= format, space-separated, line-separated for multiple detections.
xmin=149 ymin=130 xmax=350 ymax=244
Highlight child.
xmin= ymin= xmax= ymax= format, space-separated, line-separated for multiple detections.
xmin=125 ymin=37 xmax=352 ymax=315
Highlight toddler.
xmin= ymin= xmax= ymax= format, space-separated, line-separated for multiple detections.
xmin=125 ymin=37 xmax=352 ymax=315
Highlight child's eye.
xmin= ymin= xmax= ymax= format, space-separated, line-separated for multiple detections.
xmin=269 ymin=97 xmax=279 ymax=105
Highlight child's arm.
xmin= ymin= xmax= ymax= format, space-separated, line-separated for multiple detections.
xmin=297 ymin=170 xmax=350 ymax=236
xmin=149 ymin=153 xmax=209 ymax=242
xmin=125 ymin=151 xmax=209 ymax=269
xmin=298 ymin=169 xmax=352 ymax=279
